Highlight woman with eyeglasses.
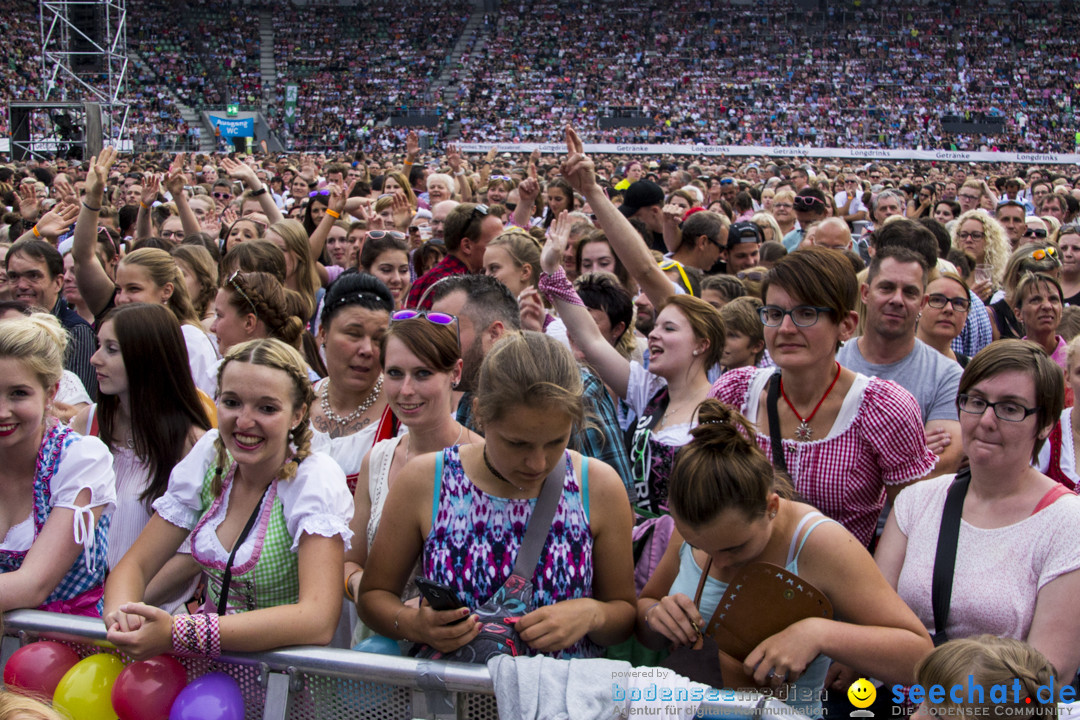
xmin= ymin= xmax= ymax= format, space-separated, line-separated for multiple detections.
xmin=916 ymin=272 xmax=973 ymax=367
xmin=343 ymin=310 xmax=483 ymax=639
xmin=311 ymin=273 xmax=394 ymax=496
xmin=542 ymin=212 xmax=724 ymax=515
xmin=950 ymin=210 xmax=1010 ymax=305
xmin=875 ymin=340 xmax=1080 ymax=685
xmin=1057 ymin=224 xmax=1080 ymax=305
xmin=768 ymin=190 xmax=797 ymax=238
xmin=987 ymin=242 xmax=1062 ymax=342
xmin=710 ymin=247 xmax=936 ymax=549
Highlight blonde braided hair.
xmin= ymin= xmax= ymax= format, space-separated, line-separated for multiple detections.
xmin=211 ymin=338 xmax=315 ymax=494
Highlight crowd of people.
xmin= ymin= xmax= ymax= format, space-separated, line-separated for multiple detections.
xmin=3 ymin=0 xmax=1079 ymax=153
xmin=3 ymin=119 xmax=1080 ymax=716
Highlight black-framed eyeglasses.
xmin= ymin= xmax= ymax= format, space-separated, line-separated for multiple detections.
xmin=957 ymin=231 xmax=985 ymax=241
xmin=758 ymin=305 xmax=833 ymax=327
xmin=927 ymin=293 xmax=970 ymax=312
xmin=226 ymin=271 xmax=258 ymax=318
xmin=958 ymin=394 xmax=1037 ymax=422
xmin=1025 ymin=228 xmax=1049 ymax=239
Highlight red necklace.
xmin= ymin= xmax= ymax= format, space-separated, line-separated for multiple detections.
xmin=780 ymin=362 xmax=842 ymax=441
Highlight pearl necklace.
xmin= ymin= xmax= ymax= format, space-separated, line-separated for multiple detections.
xmin=320 ymin=375 xmax=383 ymax=427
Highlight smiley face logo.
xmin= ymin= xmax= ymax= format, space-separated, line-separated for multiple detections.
xmin=848 ymin=678 xmax=876 ymax=709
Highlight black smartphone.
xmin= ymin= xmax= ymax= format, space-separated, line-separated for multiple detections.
xmin=415 ymin=577 xmax=467 ymax=622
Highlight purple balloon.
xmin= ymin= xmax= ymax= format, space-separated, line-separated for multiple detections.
xmin=168 ymin=672 xmax=245 ymax=720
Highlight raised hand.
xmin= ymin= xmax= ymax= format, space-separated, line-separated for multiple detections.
xmin=163 ymin=152 xmax=187 ymax=197
xmin=406 ymin=130 xmax=420 ymax=162
xmin=446 ymin=143 xmax=463 ymax=174
xmin=18 ymin=183 xmax=40 ymax=222
xmin=52 ymin=176 xmax=76 ymax=205
xmin=518 ymin=286 xmax=546 ymax=332
xmin=140 ymin=174 xmax=161 ymax=207
xmin=541 ymin=210 xmax=571 ymax=274
xmin=85 ymin=147 xmax=118 ymax=204
xmin=220 ymin=156 xmax=260 ymax=189
xmin=560 ymin=125 xmax=597 ymax=196
xmin=34 ymin=202 xmax=80 ymax=240
xmin=221 ymin=206 xmax=238 ymax=228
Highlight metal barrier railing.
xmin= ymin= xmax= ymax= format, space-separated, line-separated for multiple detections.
xmin=1 ymin=609 xmax=805 ymax=720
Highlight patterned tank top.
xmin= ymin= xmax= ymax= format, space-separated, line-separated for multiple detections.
xmin=423 ymin=445 xmax=599 ymax=659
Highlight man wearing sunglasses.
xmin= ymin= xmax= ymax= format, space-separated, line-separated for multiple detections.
xmin=668 ymin=211 xmax=727 ymax=273
xmin=781 ymin=188 xmax=829 ymax=251
xmin=211 ymin=180 xmax=234 ymax=211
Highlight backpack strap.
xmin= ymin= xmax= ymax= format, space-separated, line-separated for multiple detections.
xmin=766 ymin=372 xmax=788 ymax=475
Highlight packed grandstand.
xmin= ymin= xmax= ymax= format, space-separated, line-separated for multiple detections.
xmin=2 ymin=0 xmax=1078 ymax=153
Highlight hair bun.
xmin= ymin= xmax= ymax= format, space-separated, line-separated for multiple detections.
xmin=690 ymin=399 xmax=755 ymax=451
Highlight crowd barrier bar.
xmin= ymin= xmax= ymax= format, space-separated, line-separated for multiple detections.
xmin=1 ymin=609 xmax=807 ymax=720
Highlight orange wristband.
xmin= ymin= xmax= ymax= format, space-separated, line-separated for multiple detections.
xmin=31 ymin=225 xmax=41 ymax=238
xmin=326 ymin=209 xmax=341 ymax=219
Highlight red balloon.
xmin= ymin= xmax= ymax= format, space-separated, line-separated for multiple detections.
xmin=111 ymin=655 xmax=189 ymax=720
xmin=2 ymin=641 xmax=81 ymax=699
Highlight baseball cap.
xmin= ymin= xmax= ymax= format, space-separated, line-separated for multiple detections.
xmin=618 ymin=181 xmax=664 ymax=217
xmin=727 ymin=221 xmax=764 ymax=248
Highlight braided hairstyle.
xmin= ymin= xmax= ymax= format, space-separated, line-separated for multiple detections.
xmin=223 ymin=271 xmax=305 ymax=348
xmin=915 ymin=635 xmax=1058 ymax=717
xmin=212 ymin=338 xmax=316 ymax=493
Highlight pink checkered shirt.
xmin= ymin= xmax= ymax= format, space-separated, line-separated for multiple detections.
xmin=710 ymin=367 xmax=937 ymax=547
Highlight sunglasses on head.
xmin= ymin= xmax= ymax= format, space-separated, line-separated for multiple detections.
xmin=490 ymin=175 xmax=512 ymax=182
xmin=391 ymin=309 xmax=460 ymax=345
xmin=720 ymin=178 xmax=735 ymax=186
xmin=366 ymin=230 xmax=406 ymax=241
xmin=226 ymin=271 xmax=259 ymax=318
xmin=471 ymin=204 xmax=490 ymax=220
xmin=793 ymin=196 xmax=825 ymax=212
xmin=309 ymin=189 xmax=331 ymax=198
xmin=658 ymin=259 xmax=695 ymax=297
xmin=1028 ymin=246 xmax=1057 ymax=261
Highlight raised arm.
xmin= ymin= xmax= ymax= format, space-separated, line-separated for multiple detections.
xmin=15 ymin=202 xmax=78 ymax=245
xmin=561 ymin=126 xmax=672 ymax=306
xmin=134 ymin=174 xmax=161 ymax=241
xmin=539 ymin=210 xmax=632 ymax=397
xmin=512 ymin=165 xmax=540 ymax=229
xmin=308 ymin=182 xmax=350 ymax=261
xmin=221 ymin=156 xmax=284 ymax=224
xmin=446 ymin=144 xmax=472 ymax=203
xmin=661 ymin=203 xmax=684 ymax=254
xmin=72 ymin=148 xmax=120 ymax=315
xmin=163 ymin=153 xmax=203 ymax=236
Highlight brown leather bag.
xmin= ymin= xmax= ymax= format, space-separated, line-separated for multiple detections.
xmin=705 ymin=562 xmax=833 ymax=662
xmin=662 ymin=558 xmax=833 ymax=687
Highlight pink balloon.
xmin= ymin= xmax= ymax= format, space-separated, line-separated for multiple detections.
xmin=2 ymin=641 xmax=81 ymax=699
xmin=111 ymin=655 xmax=189 ymax=720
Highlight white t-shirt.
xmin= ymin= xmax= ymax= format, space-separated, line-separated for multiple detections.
xmin=182 ymin=324 xmax=220 ymax=397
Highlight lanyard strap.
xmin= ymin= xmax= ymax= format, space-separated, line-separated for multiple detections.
xmin=217 ymin=485 xmax=270 ymax=616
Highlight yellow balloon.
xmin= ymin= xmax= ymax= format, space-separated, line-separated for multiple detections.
xmin=53 ymin=653 xmax=125 ymax=720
